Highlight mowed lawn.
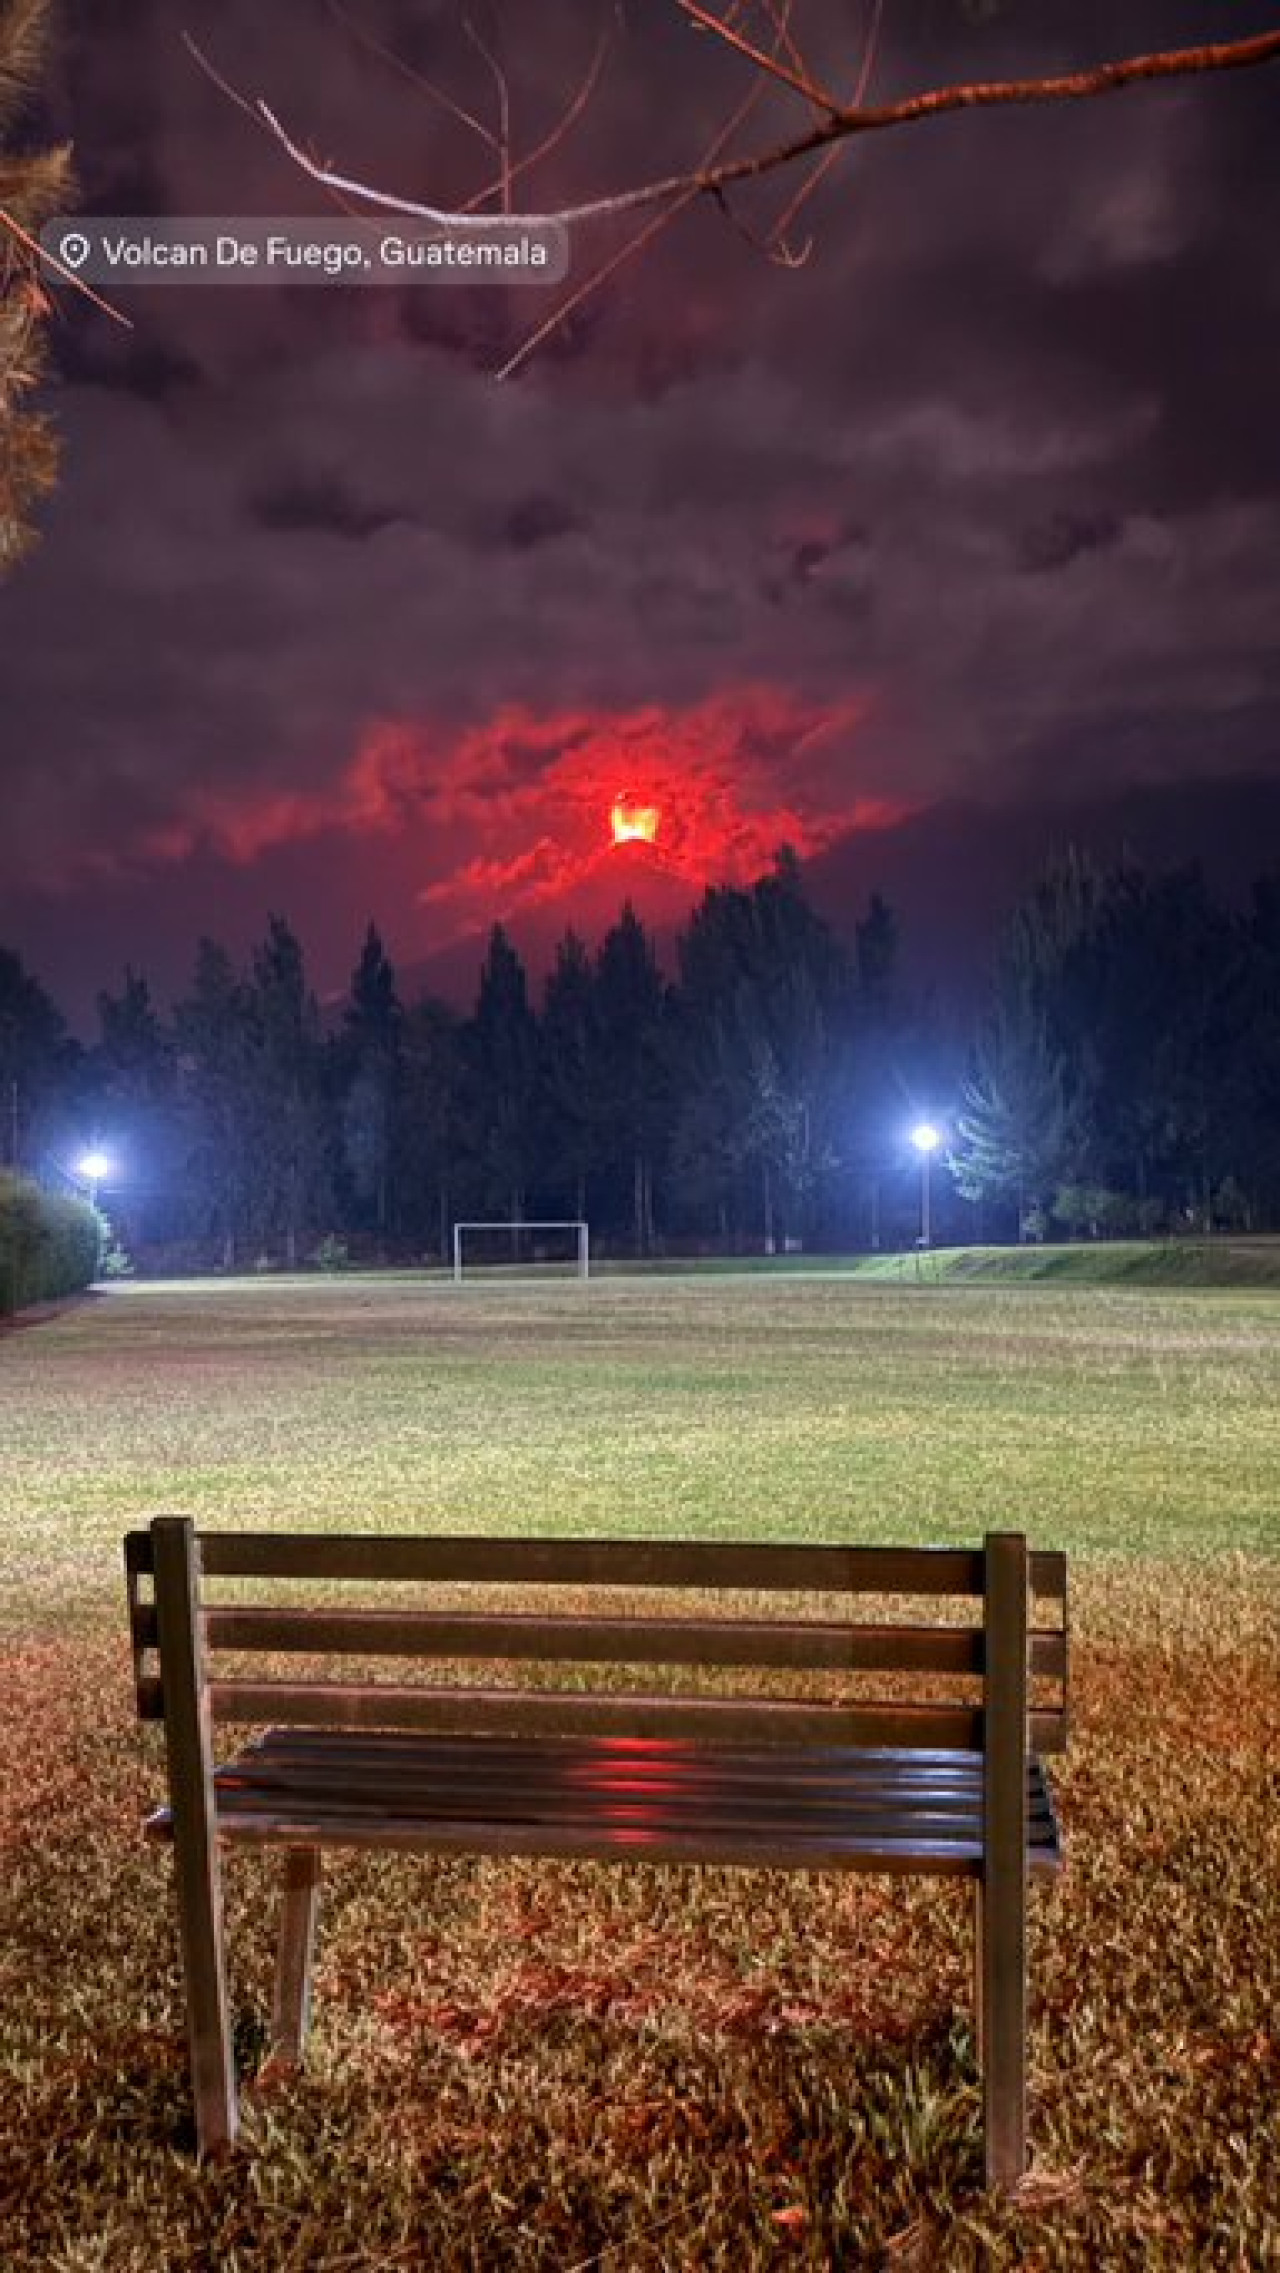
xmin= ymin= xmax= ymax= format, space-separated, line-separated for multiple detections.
xmin=2 ymin=1273 xmax=1278 ymax=2268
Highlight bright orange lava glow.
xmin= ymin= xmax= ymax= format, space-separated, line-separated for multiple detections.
xmin=611 ymin=794 xmax=661 ymax=846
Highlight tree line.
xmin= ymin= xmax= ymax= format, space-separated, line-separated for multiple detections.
xmin=3 ymin=847 xmax=1279 ymax=1266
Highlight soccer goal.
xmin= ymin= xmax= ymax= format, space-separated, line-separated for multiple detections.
xmin=452 ymin=1220 xmax=590 ymax=1283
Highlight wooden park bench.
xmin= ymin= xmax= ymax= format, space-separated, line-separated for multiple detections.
xmin=124 ymin=1517 xmax=1068 ymax=2188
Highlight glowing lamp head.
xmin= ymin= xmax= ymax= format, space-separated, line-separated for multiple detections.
xmin=910 ymin=1122 xmax=942 ymax=1155
xmin=77 ymin=1151 xmax=113 ymax=1183
xmin=610 ymin=794 xmax=660 ymax=847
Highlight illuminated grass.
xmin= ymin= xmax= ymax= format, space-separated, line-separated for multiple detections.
xmin=1 ymin=1275 xmax=1277 ymax=2265
xmin=4 ymin=1272 xmax=1280 ymax=1623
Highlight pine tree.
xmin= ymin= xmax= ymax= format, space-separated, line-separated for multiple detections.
xmin=0 ymin=939 xmax=76 ymax=1168
xmin=398 ymin=995 xmax=461 ymax=1260
xmin=249 ymin=918 xmax=328 ymax=1266
xmin=340 ymin=922 xmax=403 ymax=1237
xmin=949 ymin=996 xmax=1074 ymax=1234
xmin=538 ymin=930 xmax=597 ymax=1220
xmin=174 ymin=939 xmax=259 ymax=1267
xmin=1 ymin=0 xmax=73 ymax=572
xmin=465 ymin=926 xmax=537 ymax=1219
xmin=674 ymin=854 xmax=851 ymax=1249
xmin=91 ymin=969 xmax=177 ymax=1244
xmin=594 ymin=904 xmax=667 ymax=1255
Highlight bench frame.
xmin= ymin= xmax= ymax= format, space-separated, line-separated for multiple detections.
xmin=125 ymin=1517 xmax=1067 ymax=2189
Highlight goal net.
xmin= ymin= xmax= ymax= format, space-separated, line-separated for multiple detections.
xmin=452 ymin=1221 xmax=590 ymax=1283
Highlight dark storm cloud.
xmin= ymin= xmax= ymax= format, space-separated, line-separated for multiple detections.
xmin=249 ymin=470 xmax=407 ymax=541
xmin=2 ymin=0 xmax=1279 ymax=1012
xmin=1015 ymin=512 xmax=1122 ymax=577
xmin=504 ymin=493 xmax=586 ymax=550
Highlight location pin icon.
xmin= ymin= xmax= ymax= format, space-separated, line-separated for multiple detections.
xmin=59 ymin=232 xmax=91 ymax=269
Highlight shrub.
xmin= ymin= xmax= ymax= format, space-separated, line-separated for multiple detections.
xmin=311 ymin=1233 xmax=351 ymax=1272
xmin=1053 ymin=1184 xmax=1144 ymax=1239
xmin=0 ymin=1173 xmax=101 ymax=1316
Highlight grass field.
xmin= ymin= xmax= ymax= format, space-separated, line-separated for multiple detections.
xmin=2 ymin=1271 xmax=1278 ymax=2267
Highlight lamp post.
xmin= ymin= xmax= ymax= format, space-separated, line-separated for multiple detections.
xmin=76 ymin=1150 xmax=112 ymax=1210
xmin=909 ymin=1122 xmax=942 ymax=1249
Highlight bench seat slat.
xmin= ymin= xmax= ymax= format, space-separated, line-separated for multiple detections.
xmin=213 ymin=1766 xmax=1056 ymax=1830
xmin=144 ymin=1732 xmax=1061 ymax=1878
xmin=211 ymin=1728 xmax=1057 ymax=1810
xmin=215 ymin=1728 xmax=1011 ymax=1781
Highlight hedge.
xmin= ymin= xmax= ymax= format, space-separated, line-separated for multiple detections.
xmin=0 ymin=1173 xmax=102 ymax=1318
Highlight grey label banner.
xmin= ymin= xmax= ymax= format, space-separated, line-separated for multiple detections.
xmin=40 ymin=217 xmax=570 ymax=288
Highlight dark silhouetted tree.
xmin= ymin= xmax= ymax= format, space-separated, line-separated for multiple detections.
xmin=0 ymin=942 xmax=77 ymax=1169
xmin=675 ymin=853 xmax=851 ymax=1250
xmin=174 ymin=939 xmax=260 ymax=1266
xmin=249 ymin=917 xmax=329 ymax=1265
xmin=339 ymin=922 xmax=403 ymax=1238
xmin=539 ymin=929 xmax=598 ymax=1220
xmin=464 ymin=926 xmax=538 ymax=1220
xmin=398 ymin=994 xmax=463 ymax=1260
xmin=594 ymin=904 xmax=668 ymax=1254
xmin=91 ymin=968 xmax=179 ymax=1242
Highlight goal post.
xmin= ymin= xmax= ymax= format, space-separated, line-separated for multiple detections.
xmin=452 ymin=1220 xmax=590 ymax=1284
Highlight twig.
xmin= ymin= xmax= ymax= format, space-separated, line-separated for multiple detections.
xmin=752 ymin=0 xmax=828 ymax=109
xmin=326 ymin=0 xmax=498 ymax=147
xmin=0 ymin=204 xmax=133 ymax=328
xmin=466 ymin=21 xmax=612 ymax=212
xmin=674 ymin=0 xmax=842 ymax=113
xmin=496 ymin=0 xmax=795 ymax=377
xmin=326 ymin=7 xmax=613 ymax=221
xmin=493 ymin=185 xmax=695 ymax=380
xmin=765 ymin=0 xmax=886 ymax=258
xmin=464 ymin=9 xmax=512 ymax=212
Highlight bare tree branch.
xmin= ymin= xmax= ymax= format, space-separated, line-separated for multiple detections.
xmin=477 ymin=19 xmax=612 ymax=207
xmin=673 ymin=0 xmax=842 ymax=113
xmin=765 ymin=0 xmax=886 ymax=260
xmin=327 ymin=8 xmax=614 ymax=221
xmin=326 ymin=1 xmax=498 ymax=149
xmin=494 ymin=186 xmax=693 ymax=381
xmin=497 ymin=0 xmax=798 ymax=378
xmin=750 ymin=0 xmax=829 ymax=111
xmin=190 ymin=27 xmax=1280 ymax=234
xmin=463 ymin=10 xmax=512 ymax=212
xmin=0 ymin=201 xmax=132 ymax=327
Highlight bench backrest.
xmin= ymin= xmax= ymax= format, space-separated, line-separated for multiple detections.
xmin=126 ymin=1520 xmax=1068 ymax=1756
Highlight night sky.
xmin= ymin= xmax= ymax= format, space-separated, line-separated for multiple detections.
xmin=3 ymin=0 xmax=1279 ymax=1021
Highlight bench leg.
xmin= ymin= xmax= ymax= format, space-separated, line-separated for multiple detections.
xmin=972 ymin=1880 xmax=985 ymax=2070
xmin=271 ymin=1846 xmax=322 ymax=2065
xmin=981 ymin=1531 xmax=1029 ymax=2191
xmin=980 ymin=1857 xmax=1027 ymax=2189
xmin=170 ymin=1844 xmax=238 ymax=2157
xmin=151 ymin=1517 xmax=238 ymax=2158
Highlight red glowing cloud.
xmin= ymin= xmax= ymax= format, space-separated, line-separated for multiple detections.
xmin=100 ymin=684 xmax=912 ymax=945
xmin=412 ymin=687 xmax=908 ymax=929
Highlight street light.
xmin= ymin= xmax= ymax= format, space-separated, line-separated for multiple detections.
xmin=76 ymin=1150 xmax=113 ymax=1208
xmin=909 ymin=1122 xmax=942 ymax=1249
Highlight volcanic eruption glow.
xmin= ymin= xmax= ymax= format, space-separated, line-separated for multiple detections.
xmin=611 ymin=794 xmax=661 ymax=846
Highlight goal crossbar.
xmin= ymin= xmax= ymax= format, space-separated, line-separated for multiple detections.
xmin=452 ymin=1220 xmax=590 ymax=1283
